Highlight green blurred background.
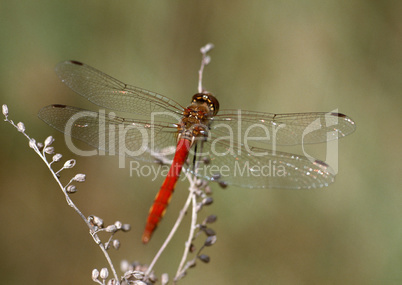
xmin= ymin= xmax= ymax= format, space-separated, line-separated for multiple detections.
xmin=1 ymin=1 xmax=401 ymax=284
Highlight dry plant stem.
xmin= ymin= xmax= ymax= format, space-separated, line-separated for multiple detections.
xmin=198 ymin=60 xmax=206 ymax=93
xmin=145 ymin=171 xmax=196 ymax=276
xmin=3 ymin=114 xmax=119 ymax=284
xmin=198 ymin=43 xmax=214 ymax=93
xmin=175 ymin=144 xmax=206 ymax=280
xmin=174 ymin=184 xmax=198 ymax=281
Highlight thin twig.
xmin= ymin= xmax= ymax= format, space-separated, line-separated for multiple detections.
xmin=3 ymin=109 xmax=120 ymax=284
xmin=174 ymin=179 xmax=198 ymax=280
xmin=198 ymin=43 xmax=214 ymax=93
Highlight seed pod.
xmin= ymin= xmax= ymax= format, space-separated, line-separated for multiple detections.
xmin=44 ymin=147 xmax=55 ymax=154
xmin=89 ymin=215 xmax=104 ymax=227
xmin=17 ymin=122 xmax=25 ymax=132
xmin=122 ymin=224 xmax=131 ymax=232
xmin=63 ymin=159 xmax=76 ymax=169
xmin=198 ymin=254 xmax=210 ymax=263
xmin=218 ymin=181 xmax=228 ymax=189
xmin=2 ymin=104 xmax=8 ymax=116
xmin=114 ymin=221 xmax=122 ymax=229
xmin=29 ymin=139 xmax=36 ymax=149
xmin=204 ymin=235 xmax=217 ymax=246
xmin=52 ymin=153 xmax=63 ymax=162
xmin=202 ymin=197 xmax=213 ymax=206
xmin=44 ymin=136 xmax=54 ymax=147
xmin=92 ymin=269 xmax=99 ymax=280
xmin=100 ymin=268 xmax=109 ymax=279
xmin=73 ymin=173 xmax=86 ymax=182
xmin=204 ymin=228 xmax=216 ymax=236
xmin=113 ymin=239 xmax=120 ymax=250
xmin=205 ymin=215 xmax=217 ymax=224
xmin=106 ymin=225 xmax=117 ymax=233
xmin=161 ymin=273 xmax=169 ymax=285
xmin=66 ymin=185 xmax=77 ymax=194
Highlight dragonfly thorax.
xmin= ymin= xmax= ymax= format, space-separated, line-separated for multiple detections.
xmin=177 ymin=93 xmax=220 ymax=143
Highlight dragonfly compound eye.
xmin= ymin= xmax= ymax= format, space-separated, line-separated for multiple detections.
xmin=192 ymin=93 xmax=220 ymax=116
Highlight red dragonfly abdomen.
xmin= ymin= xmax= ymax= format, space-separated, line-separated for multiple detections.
xmin=142 ymin=138 xmax=192 ymax=244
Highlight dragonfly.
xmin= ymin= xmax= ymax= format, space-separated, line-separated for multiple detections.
xmin=38 ymin=60 xmax=356 ymax=244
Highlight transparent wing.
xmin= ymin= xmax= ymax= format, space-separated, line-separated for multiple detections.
xmin=55 ymin=60 xmax=185 ymax=117
xmin=184 ymin=134 xmax=336 ymax=189
xmin=211 ymin=110 xmax=356 ymax=146
xmin=38 ymin=105 xmax=340 ymax=189
xmin=38 ymin=105 xmax=179 ymax=163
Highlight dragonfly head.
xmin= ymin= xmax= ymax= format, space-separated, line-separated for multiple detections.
xmin=191 ymin=93 xmax=220 ymax=116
